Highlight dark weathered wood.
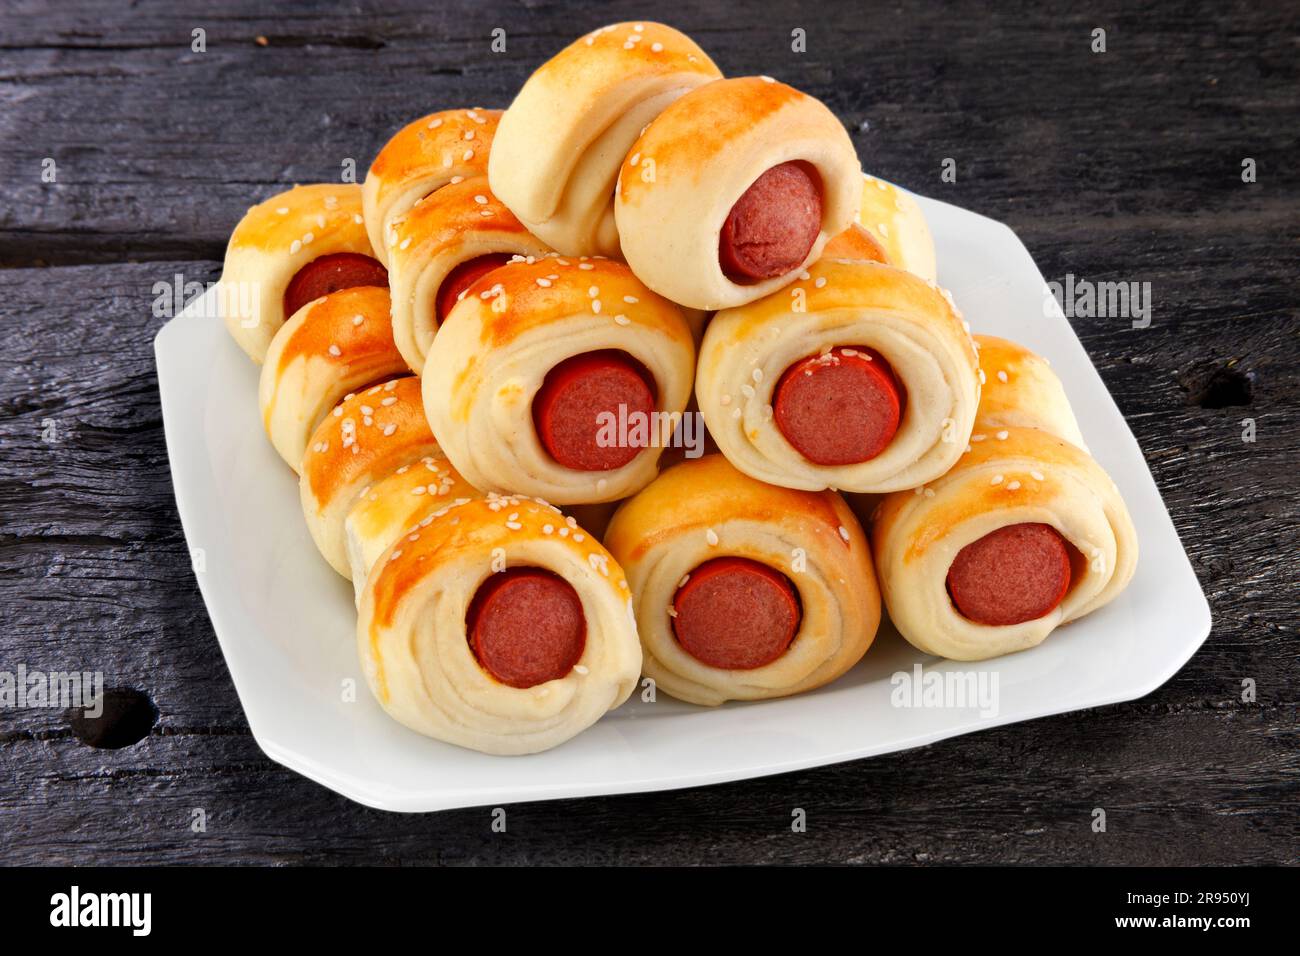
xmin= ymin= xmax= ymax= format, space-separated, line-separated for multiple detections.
xmin=0 ymin=0 xmax=1296 ymax=865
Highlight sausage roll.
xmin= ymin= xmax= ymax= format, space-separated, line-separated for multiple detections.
xmin=489 ymin=22 xmax=721 ymax=257
xmin=697 ymin=258 xmax=979 ymax=493
xmin=423 ymin=256 xmax=696 ymax=505
xmin=222 ymin=184 xmax=386 ymax=363
xmin=605 ymin=454 xmax=879 ymax=706
xmin=871 ymin=335 xmax=1137 ymax=661
xmin=387 ymin=176 xmax=551 ymax=374
xmin=299 ymin=376 xmax=474 ymax=581
xmin=258 ymin=286 xmax=407 ymax=471
xmin=357 ymin=494 xmax=642 ymax=755
xmin=361 ymin=108 xmax=499 ymax=267
xmin=824 ymin=174 xmax=937 ymax=282
xmin=614 ymin=76 xmax=862 ymax=311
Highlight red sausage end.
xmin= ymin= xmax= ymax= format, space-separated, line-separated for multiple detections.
xmin=719 ymin=161 xmax=823 ymax=282
xmin=283 ymin=252 xmax=388 ymax=318
xmin=436 ymin=253 xmax=514 ymax=323
xmin=946 ymin=522 xmax=1073 ymax=626
xmin=773 ymin=347 xmax=903 ymax=466
xmin=467 ymin=568 xmax=587 ymax=688
xmin=534 ymin=351 xmax=656 ymax=472
xmin=672 ymin=557 xmax=801 ymax=670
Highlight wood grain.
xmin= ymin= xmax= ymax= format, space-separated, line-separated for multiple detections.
xmin=0 ymin=0 xmax=1296 ymax=865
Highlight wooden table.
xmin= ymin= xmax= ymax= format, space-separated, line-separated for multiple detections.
xmin=1 ymin=0 xmax=1295 ymax=865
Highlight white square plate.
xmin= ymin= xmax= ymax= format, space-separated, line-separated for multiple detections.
xmin=156 ymin=194 xmax=1211 ymax=812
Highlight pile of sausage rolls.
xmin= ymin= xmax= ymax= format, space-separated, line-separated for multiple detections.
xmin=220 ymin=22 xmax=1137 ymax=755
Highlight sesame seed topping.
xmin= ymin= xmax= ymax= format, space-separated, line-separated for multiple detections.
xmin=996 ymin=430 xmax=1009 ymax=440
xmin=705 ymin=528 xmax=719 ymax=546
xmin=651 ymin=42 xmax=663 ymax=52
xmin=382 ymin=424 xmax=397 ymax=437
xmin=535 ymin=277 xmax=552 ymax=287
xmin=473 ymin=194 xmax=488 ymax=204
xmin=991 ymin=474 xmax=1003 ymax=485
xmin=428 ymin=117 xmax=443 ymax=129
xmin=814 ymin=277 xmax=827 ymax=288
xmin=1031 ymin=470 xmax=1045 ymax=481
xmin=328 ymin=344 xmax=341 ymax=357
xmin=614 ymin=314 xmax=630 ymax=325
xmin=1007 ymin=480 xmax=1022 ymax=490
xmin=997 ymin=370 xmax=1009 ymax=383
xmin=838 ymin=525 xmax=850 ymax=541
xmin=463 ymin=149 xmax=474 ymax=161
xmin=352 ymin=314 xmax=364 ymax=326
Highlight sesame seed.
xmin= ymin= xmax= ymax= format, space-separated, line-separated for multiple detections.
xmin=290 ymin=239 xmax=302 ymax=254
xmin=623 ymin=295 xmax=638 ymax=304
xmin=971 ymin=434 xmax=986 ymax=442
xmin=276 ymin=207 xmax=289 ymax=214
xmin=814 ymin=277 xmax=827 ymax=288
xmin=542 ymin=524 xmax=554 ymax=534
xmin=705 ymin=528 xmax=719 ymax=546
xmin=303 ymin=232 xmax=314 ymax=244
xmin=741 ymin=384 xmax=755 ymax=398
xmin=923 ymin=488 xmax=935 ymax=498
xmin=752 ymin=368 xmax=763 ymax=383
xmin=996 ymin=430 xmax=1009 ymax=440
xmin=463 ymin=149 xmax=474 ymax=161
xmin=592 ymin=300 xmax=602 ymax=313
xmin=628 ymin=152 xmax=640 ymax=167
xmin=614 ymin=314 xmax=630 ymax=325
xmin=328 ymin=344 xmax=341 ymax=357
xmin=838 ymin=525 xmax=850 ymax=541
xmin=978 ymin=369 xmax=987 ymax=384
xmin=506 ymin=521 xmax=522 ymax=530
xmin=574 ymin=664 xmax=590 ymax=675
xmin=651 ymin=42 xmax=663 ymax=52
xmin=464 ymin=130 xmax=475 ymax=140
xmin=411 ymin=486 xmax=427 ymax=496
xmin=449 ymin=175 xmax=464 ymax=184
xmin=428 ymin=117 xmax=443 ymax=129
xmin=1031 ymin=470 xmax=1045 ymax=481
xmin=536 ymin=277 xmax=552 ymax=287
xmin=352 ymin=314 xmax=364 ymax=326
xmin=382 ymin=424 xmax=397 ymax=436
xmin=578 ymin=262 xmax=594 ymax=270
xmin=732 ymin=407 xmax=742 ymax=419
xmin=991 ymin=474 xmax=1003 ymax=485
xmin=588 ymin=286 xmax=599 ymax=297
xmin=473 ymin=194 xmax=488 ymax=204
xmin=1007 ymin=480 xmax=1022 ymax=490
